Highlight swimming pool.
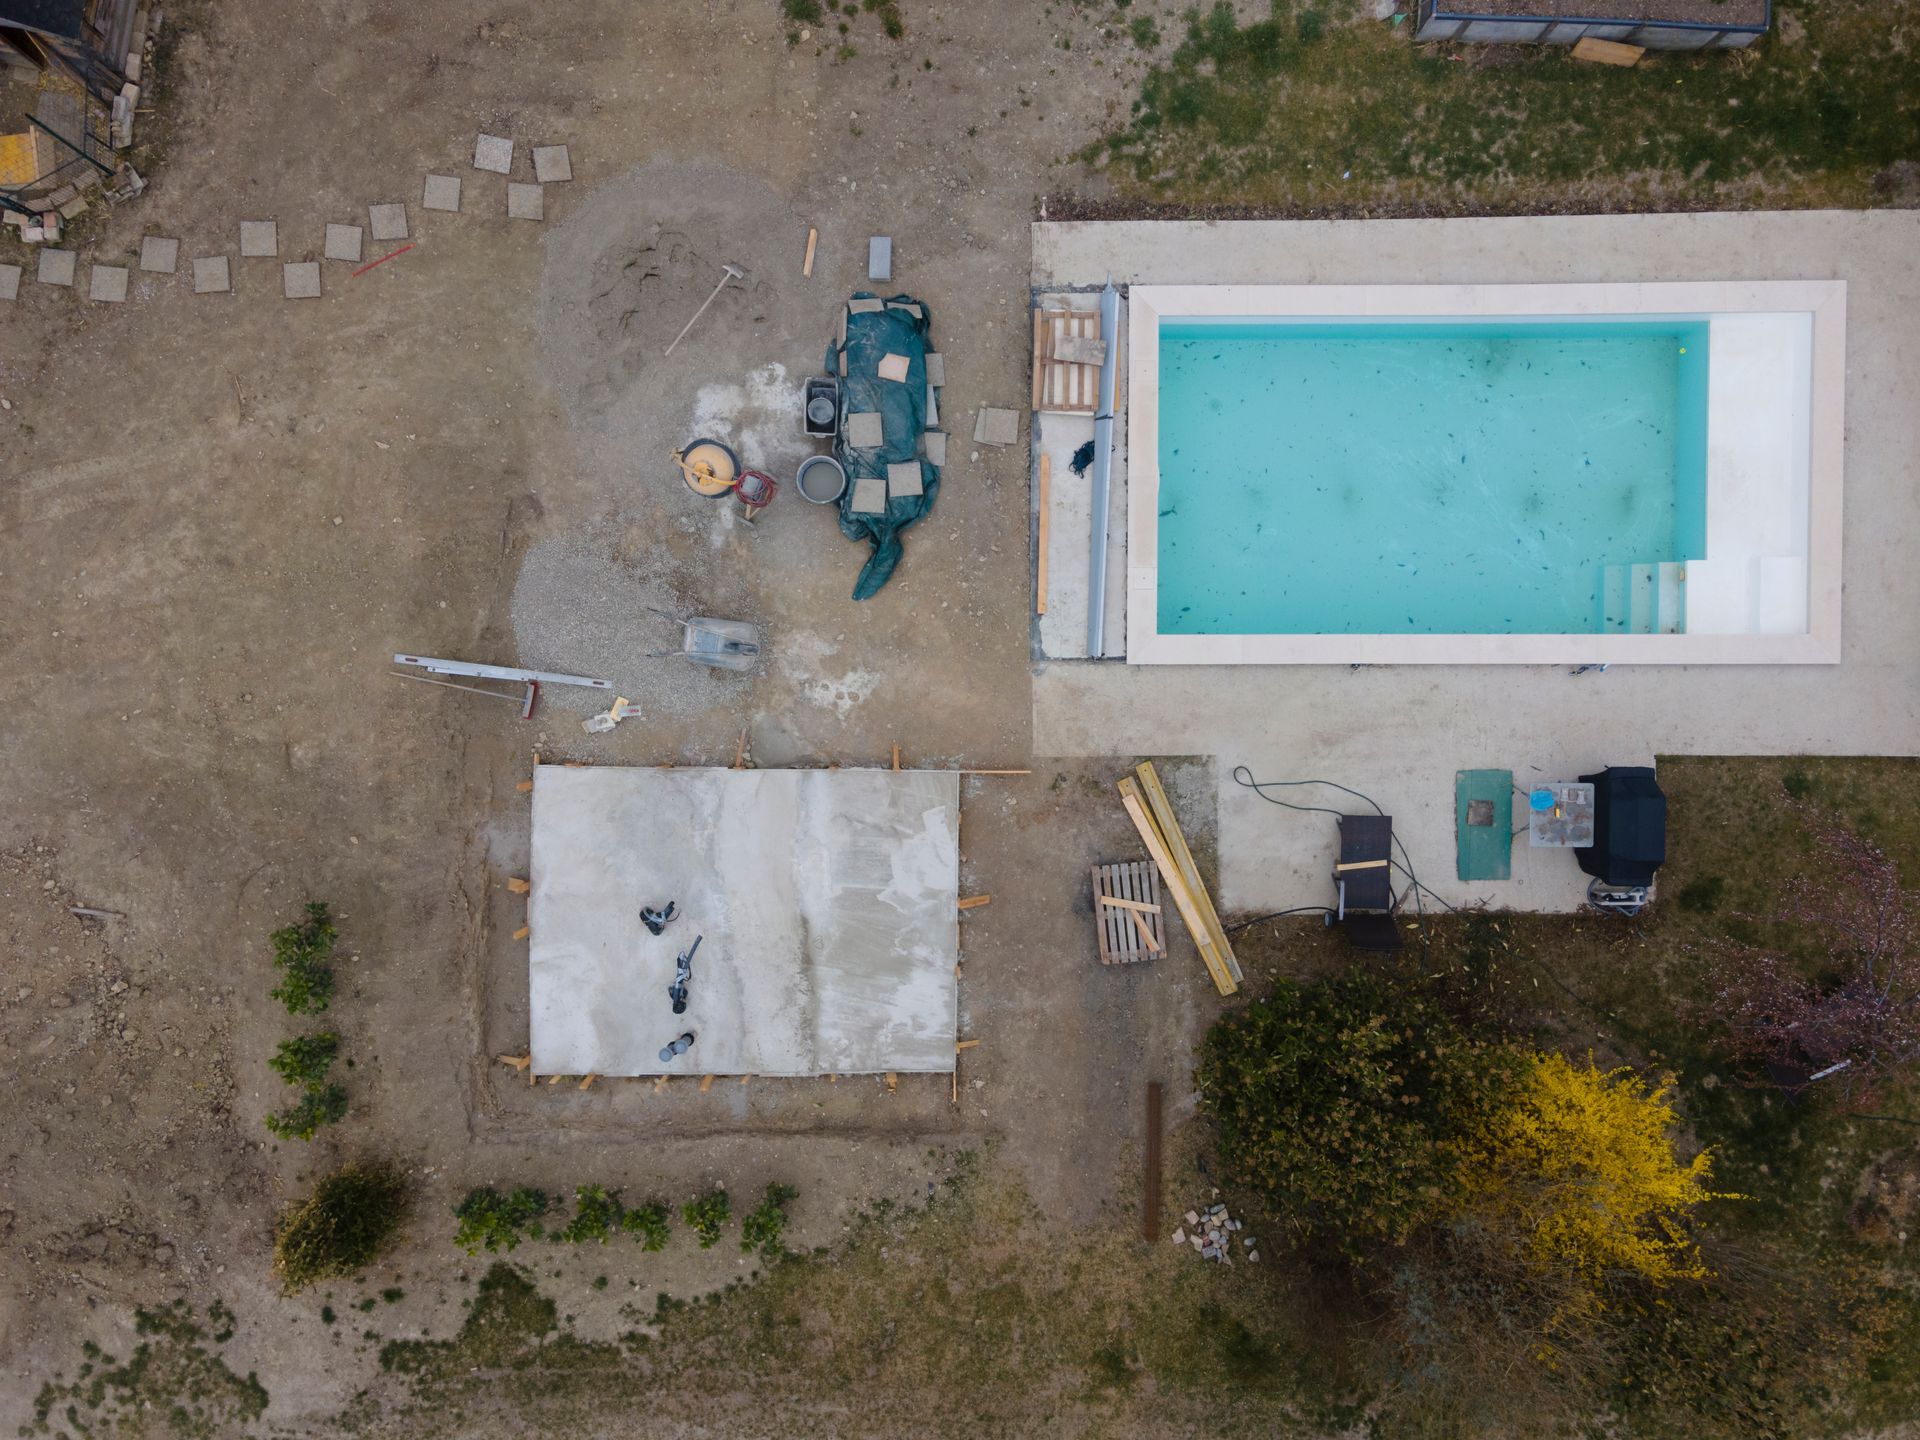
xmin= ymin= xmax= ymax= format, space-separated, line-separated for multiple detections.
xmin=1125 ymin=283 xmax=1845 ymax=665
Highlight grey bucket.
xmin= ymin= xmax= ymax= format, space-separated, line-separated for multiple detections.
xmin=796 ymin=454 xmax=847 ymax=505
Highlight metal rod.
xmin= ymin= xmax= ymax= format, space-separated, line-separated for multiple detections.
xmin=389 ymin=671 xmax=524 ymax=704
xmin=663 ymin=263 xmax=744 ymax=357
xmin=1086 ymin=279 xmax=1120 ymax=656
xmin=393 ymin=654 xmax=612 ymax=690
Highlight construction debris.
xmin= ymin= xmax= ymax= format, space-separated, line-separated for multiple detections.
xmin=1172 ymin=1199 xmax=1256 ymax=1265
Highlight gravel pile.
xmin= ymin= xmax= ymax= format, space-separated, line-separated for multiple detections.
xmin=1170 ymin=1195 xmax=1258 ymax=1265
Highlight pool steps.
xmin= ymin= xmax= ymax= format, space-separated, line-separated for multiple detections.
xmin=1601 ymin=561 xmax=1688 ymax=635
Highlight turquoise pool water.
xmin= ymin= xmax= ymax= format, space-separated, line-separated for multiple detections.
xmin=1155 ymin=320 xmax=1710 ymax=635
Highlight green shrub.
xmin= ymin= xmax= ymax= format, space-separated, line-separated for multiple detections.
xmin=269 ymin=1032 xmax=341 ymax=1088
xmin=740 ymin=1183 xmax=798 ymax=1260
xmin=620 ymin=1200 xmax=672 ymax=1252
xmin=558 ymin=1186 xmax=624 ymax=1245
xmin=453 ymin=1187 xmax=552 ymax=1255
xmin=273 ymin=1163 xmax=408 ymax=1293
xmin=683 ymin=1188 xmax=731 ymax=1249
xmin=1196 ymin=970 xmax=1517 ymax=1259
xmin=270 ymin=902 xmax=337 ymax=1015
xmin=265 ymin=1083 xmax=348 ymax=1141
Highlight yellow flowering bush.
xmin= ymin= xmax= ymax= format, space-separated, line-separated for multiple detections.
xmin=1460 ymin=1053 xmax=1731 ymax=1287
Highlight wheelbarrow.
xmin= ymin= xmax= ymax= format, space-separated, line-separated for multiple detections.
xmin=647 ymin=609 xmax=762 ymax=672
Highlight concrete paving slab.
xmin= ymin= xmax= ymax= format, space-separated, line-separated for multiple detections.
xmin=868 ymin=235 xmax=891 ymax=280
xmin=0 ymin=262 xmax=18 ymax=301
xmin=887 ymin=459 xmax=925 ymax=498
xmin=238 ymin=220 xmax=277 ymax=257
xmin=36 ymin=248 xmax=76 ymax=287
xmin=138 ymin=235 xmax=177 ymax=273
xmin=973 ymin=407 xmax=1019 ymax=445
xmin=473 ymin=132 xmax=512 ymax=173
xmin=844 ymin=411 xmax=884 ymax=448
xmin=191 ymin=255 xmax=230 ymax=294
xmin=1031 ymin=210 xmax=1920 ymax=913
xmin=532 ymin=144 xmax=571 ymax=183
xmin=925 ymin=351 xmax=945 ymax=386
xmin=87 ymin=264 xmax=128 ymax=302
xmin=323 ymin=223 xmax=362 ymax=263
xmin=849 ymin=475 xmax=887 ymax=514
xmin=506 ymin=182 xmax=543 ymax=221
xmin=422 ymin=173 xmax=461 ymax=212
xmin=283 ymin=261 xmax=320 ymax=298
xmin=923 ymin=430 xmax=946 ymax=466
xmin=527 ymin=766 xmax=959 ymax=1076
xmin=368 ymin=203 xmax=408 ymax=241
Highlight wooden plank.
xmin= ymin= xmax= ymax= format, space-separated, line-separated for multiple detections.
xmin=1571 ymin=35 xmax=1644 ymax=66
xmin=1118 ymin=779 xmax=1236 ymax=995
xmin=512 ymin=925 xmax=530 ymax=940
xmin=1098 ymin=895 xmax=1162 ymax=914
xmin=802 ymin=226 xmax=818 ymax=276
xmin=1144 ymin=1080 xmax=1163 ymax=1242
xmin=957 ymin=895 xmax=991 ymax=911
xmin=506 ymin=877 xmax=530 ymax=894
xmin=1134 ymin=762 xmax=1242 ymax=987
xmin=1334 ymin=858 xmax=1389 ymax=872
xmin=699 ymin=1073 xmax=715 ymax=1093
xmin=1036 ymin=452 xmax=1050 ymax=616
xmin=1031 ymin=305 xmax=1047 ymax=411
xmin=1092 ymin=865 xmax=1116 ymax=964
xmin=1127 ymin=908 xmax=1158 ymax=951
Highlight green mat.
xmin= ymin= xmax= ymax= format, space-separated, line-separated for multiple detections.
xmin=1456 ymin=769 xmax=1514 ymax=881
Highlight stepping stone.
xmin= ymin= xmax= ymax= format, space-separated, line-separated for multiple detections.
xmin=473 ymin=132 xmax=513 ymax=174
xmin=239 ymin=220 xmax=277 ymax=257
xmin=139 ymin=235 xmax=178 ymax=273
xmin=886 ymin=460 xmax=924 ymax=498
xmin=36 ymin=248 xmax=76 ymax=287
xmin=88 ymin=264 xmax=128 ymax=302
xmin=192 ymin=255 xmax=230 ymax=294
xmin=849 ymin=476 xmax=887 ymax=515
xmin=283 ymin=261 xmax=320 ymax=299
xmin=848 ymin=296 xmax=885 ymax=314
xmin=532 ymin=144 xmax=571 ymax=183
xmin=844 ymin=411 xmax=884 ymax=449
xmin=973 ymin=407 xmax=1020 ymax=446
xmin=368 ymin=203 xmax=408 ymax=241
xmin=506 ymin=182 xmax=543 ymax=221
xmin=0 ymin=263 xmax=20 ymax=301
xmin=925 ymin=352 xmax=945 ymax=387
xmin=422 ymin=173 xmax=461 ymax=212
xmin=923 ymin=431 xmax=946 ymax=467
xmin=324 ymin=223 xmax=362 ymax=263
xmin=868 ymin=235 xmax=891 ymax=281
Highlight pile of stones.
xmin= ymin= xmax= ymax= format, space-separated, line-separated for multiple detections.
xmin=1170 ymin=1194 xmax=1257 ymax=1265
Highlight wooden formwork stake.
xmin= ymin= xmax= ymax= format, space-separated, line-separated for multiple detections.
xmin=506 ymin=877 xmax=530 ymax=895
xmin=733 ymin=727 xmax=750 ymax=769
xmin=955 ymin=1038 xmax=980 ymax=1052
xmin=803 ymin=226 xmax=818 ymax=277
xmin=512 ymin=925 xmax=530 ymax=940
xmin=884 ymin=1072 xmax=898 ymax=1093
xmin=951 ymin=1063 xmax=959 ymax=1105
xmin=497 ymin=1053 xmax=531 ymax=1073
xmin=516 ymin=780 xmax=534 ymax=793
xmin=653 ymin=1075 xmax=670 ymax=1094
xmin=740 ymin=1074 xmax=753 ymax=1086
xmin=547 ymin=1074 xmax=564 ymax=1085
xmin=891 ymin=743 xmax=901 ymax=772
xmin=699 ymin=1073 xmax=715 ymax=1093
xmin=579 ymin=1073 xmax=598 ymax=1091
xmin=957 ymin=895 xmax=991 ymax=911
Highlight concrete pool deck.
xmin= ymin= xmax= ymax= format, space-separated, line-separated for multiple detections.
xmin=1031 ymin=211 xmax=1920 ymax=914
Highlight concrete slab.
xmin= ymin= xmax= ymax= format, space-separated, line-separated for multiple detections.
xmin=239 ymin=220 xmax=277 ymax=257
xmin=323 ymin=223 xmax=362 ymax=263
xmin=87 ymin=264 xmax=128 ymax=303
xmin=283 ymin=261 xmax=320 ymax=299
xmin=845 ymin=411 xmax=884 ymax=448
xmin=422 ymin=173 xmax=461 ymax=212
xmin=473 ymin=132 xmax=513 ymax=173
xmin=868 ymin=235 xmax=891 ymax=280
xmin=1030 ymin=210 xmax=1920 ymax=914
xmin=138 ymin=235 xmax=177 ymax=273
xmin=887 ymin=459 xmax=924 ymax=498
xmin=527 ymin=766 xmax=959 ymax=1076
xmin=0 ymin=263 xmax=18 ymax=301
xmin=36 ymin=248 xmax=76 ymax=287
xmin=924 ymin=430 xmax=946 ymax=466
xmin=849 ymin=475 xmax=888 ymax=514
xmin=191 ymin=256 xmax=230 ymax=294
xmin=925 ymin=351 xmax=945 ymax=386
xmin=506 ymin=182 xmax=544 ymax=221
xmin=368 ymin=203 xmax=408 ymax=241
xmin=532 ymin=144 xmax=572 ymax=183
xmin=973 ymin=407 xmax=1019 ymax=446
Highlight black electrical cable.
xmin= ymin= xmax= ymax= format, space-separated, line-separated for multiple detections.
xmin=1225 ymin=904 xmax=1335 ymax=933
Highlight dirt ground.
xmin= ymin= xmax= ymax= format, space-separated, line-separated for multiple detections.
xmin=0 ymin=2 xmax=1220 ymax=1432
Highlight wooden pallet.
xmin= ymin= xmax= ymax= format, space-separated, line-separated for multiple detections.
xmin=1032 ymin=308 xmax=1104 ymax=415
xmin=1093 ymin=860 xmax=1166 ymax=964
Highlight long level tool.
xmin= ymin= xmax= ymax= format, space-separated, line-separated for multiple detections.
xmin=393 ymin=654 xmax=613 ymax=691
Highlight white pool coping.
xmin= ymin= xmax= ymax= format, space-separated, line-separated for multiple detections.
xmin=1125 ymin=280 xmax=1846 ymax=665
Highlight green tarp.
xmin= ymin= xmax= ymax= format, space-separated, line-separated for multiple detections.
xmin=825 ymin=293 xmax=941 ymax=600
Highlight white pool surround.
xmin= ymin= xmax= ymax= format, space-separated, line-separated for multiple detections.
xmin=1125 ymin=280 xmax=1846 ymax=666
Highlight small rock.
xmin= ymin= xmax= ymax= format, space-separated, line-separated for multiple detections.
xmin=15 ymin=986 xmax=32 ymax=1002
xmin=109 ymin=980 xmax=128 ymax=995
xmin=1248 ymin=1251 xmax=1259 ymax=1263
xmin=1184 ymin=1210 xmax=1199 ymax=1226
xmin=1170 ymin=1228 xmax=1185 ymax=1245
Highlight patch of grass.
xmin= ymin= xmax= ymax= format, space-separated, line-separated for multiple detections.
xmin=32 ymin=1300 xmax=267 ymax=1440
xmin=382 ymin=1287 xmax=406 ymax=1304
xmin=274 ymin=1162 xmax=409 ymax=1294
xmin=781 ymin=0 xmax=823 ymax=21
xmin=1129 ymin=14 xmax=1159 ymax=48
xmin=1089 ymin=0 xmax=1920 ymax=212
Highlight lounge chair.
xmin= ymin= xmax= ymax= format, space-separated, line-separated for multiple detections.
xmin=1329 ymin=814 xmax=1404 ymax=952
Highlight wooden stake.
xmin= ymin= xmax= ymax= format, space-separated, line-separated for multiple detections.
xmin=547 ymin=1074 xmax=564 ymax=1085
xmin=1571 ymin=35 xmax=1644 ymax=65
xmin=497 ymin=1053 xmax=531 ymax=1072
xmin=803 ymin=226 xmax=818 ymax=277
xmin=740 ymin=1074 xmax=752 ymax=1086
xmin=1098 ymin=895 xmax=1162 ymax=914
xmin=884 ymin=1072 xmax=898 ymax=1092
xmin=579 ymin=1073 xmax=597 ymax=1091
xmin=699 ymin=1073 xmax=715 ymax=1093
xmin=1135 ymin=762 xmax=1242 ymax=988
xmin=506 ymin=877 xmax=530 ymax=895
xmin=1144 ymin=1080 xmax=1163 ymax=1242
xmin=516 ymin=780 xmax=534 ymax=793
xmin=957 ymin=895 xmax=992 ymax=911
xmin=951 ymin=1064 xmax=959 ymax=1105
xmin=891 ymin=743 xmax=901 ymax=772
xmin=955 ymin=1038 xmax=980 ymax=1052
xmin=1037 ymin=452 xmax=1051 ymax=615
xmin=653 ymin=1075 xmax=670 ymax=1094
xmin=512 ymin=925 xmax=530 ymax=940
xmin=733 ymin=726 xmax=750 ymax=769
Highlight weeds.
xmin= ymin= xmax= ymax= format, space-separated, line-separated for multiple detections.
xmin=683 ymin=1188 xmax=732 ymax=1249
xmin=270 ymin=901 xmax=337 ymax=1014
xmin=453 ymin=1186 xmax=552 ymax=1254
xmin=264 ymin=1083 xmax=348 ymax=1141
xmin=740 ymin=1183 xmax=799 ymax=1260
xmin=559 ymin=1186 xmax=625 ymax=1245
xmin=269 ymin=1032 xmax=340 ymax=1088
xmin=621 ymin=1200 xmax=672 ymax=1252
xmin=274 ymin=1162 xmax=409 ymax=1293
